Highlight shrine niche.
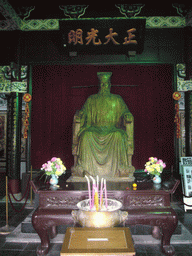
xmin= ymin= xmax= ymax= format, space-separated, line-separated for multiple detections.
xmin=31 ymin=64 xmax=174 ymax=172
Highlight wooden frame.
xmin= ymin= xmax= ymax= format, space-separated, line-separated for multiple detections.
xmin=21 ymin=111 xmax=27 ymax=160
xmin=0 ymin=111 xmax=6 ymax=161
xmin=0 ymin=111 xmax=27 ymax=166
xmin=0 ymin=111 xmax=6 ymax=171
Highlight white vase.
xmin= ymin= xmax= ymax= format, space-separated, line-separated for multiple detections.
xmin=153 ymin=175 xmax=161 ymax=184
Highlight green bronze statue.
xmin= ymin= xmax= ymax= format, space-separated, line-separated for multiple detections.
xmin=72 ymin=72 xmax=134 ymax=180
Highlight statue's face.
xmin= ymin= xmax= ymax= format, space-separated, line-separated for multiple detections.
xmin=99 ymin=76 xmax=111 ymax=92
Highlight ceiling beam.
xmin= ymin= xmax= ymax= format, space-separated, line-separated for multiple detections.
xmin=0 ymin=0 xmax=22 ymax=30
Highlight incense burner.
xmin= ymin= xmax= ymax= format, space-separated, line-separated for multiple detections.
xmin=72 ymin=199 xmax=128 ymax=228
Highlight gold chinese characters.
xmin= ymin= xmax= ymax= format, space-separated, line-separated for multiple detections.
xmin=68 ymin=27 xmax=137 ymax=46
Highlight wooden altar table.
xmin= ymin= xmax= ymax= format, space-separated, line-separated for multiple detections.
xmin=31 ymin=175 xmax=179 ymax=256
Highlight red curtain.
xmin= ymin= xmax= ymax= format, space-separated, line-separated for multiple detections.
xmin=31 ymin=64 xmax=174 ymax=170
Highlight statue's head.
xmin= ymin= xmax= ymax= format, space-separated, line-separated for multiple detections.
xmin=97 ymin=72 xmax=112 ymax=93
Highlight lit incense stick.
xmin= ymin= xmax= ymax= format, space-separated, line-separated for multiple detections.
xmin=94 ymin=186 xmax=99 ymax=211
xmin=100 ymin=178 xmax=103 ymax=208
xmin=96 ymin=175 xmax=99 ymax=191
xmin=104 ymin=179 xmax=108 ymax=209
xmin=90 ymin=176 xmax=96 ymax=208
xmin=85 ymin=175 xmax=91 ymax=209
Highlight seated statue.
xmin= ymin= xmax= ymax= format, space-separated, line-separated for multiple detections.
xmin=72 ymin=72 xmax=135 ymax=180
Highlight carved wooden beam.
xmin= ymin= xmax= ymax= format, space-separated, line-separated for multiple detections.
xmin=0 ymin=0 xmax=22 ymax=30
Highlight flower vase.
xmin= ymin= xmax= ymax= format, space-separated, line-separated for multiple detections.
xmin=153 ymin=175 xmax=161 ymax=184
xmin=50 ymin=174 xmax=58 ymax=186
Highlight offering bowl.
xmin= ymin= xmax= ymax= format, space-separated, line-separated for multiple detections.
xmin=72 ymin=199 xmax=128 ymax=228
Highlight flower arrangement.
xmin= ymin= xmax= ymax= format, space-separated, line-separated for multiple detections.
xmin=41 ymin=157 xmax=66 ymax=177
xmin=144 ymin=157 xmax=166 ymax=176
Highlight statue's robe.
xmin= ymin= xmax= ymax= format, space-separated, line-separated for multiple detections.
xmin=74 ymin=92 xmax=134 ymax=178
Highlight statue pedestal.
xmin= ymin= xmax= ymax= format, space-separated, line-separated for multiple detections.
xmin=67 ymin=176 xmax=135 ymax=182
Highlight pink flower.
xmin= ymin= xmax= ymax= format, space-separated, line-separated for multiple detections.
xmin=51 ymin=157 xmax=57 ymax=162
xmin=144 ymin=169 xmax=147 ymax=172
xmin=46 ymin=161 xmax=52 ymax=172
xmin=158 ymin=159 xmax=166 ymax=168
xmin=55 ymin=163 xmax=60 ymax=170
xmin=42 ymin=163 xmax=47 ymax=169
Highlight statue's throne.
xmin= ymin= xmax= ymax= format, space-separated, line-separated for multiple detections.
xmin=72 ymin=110 xmax=134 ymax=175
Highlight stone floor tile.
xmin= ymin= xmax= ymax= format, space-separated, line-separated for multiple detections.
xmin=135 ymin=252 xmax=147 ymax=256
xmin=145 ymin=244 xmax=163 ymax=255
xmin=23 ymin=242 xmax=39 ymax=251
xmin=17 ymin=251 xmax=37 ymax=256
xmin=0 ymin=250 xmax=21 ymax=256
xmin=50 ymin=243 xmax=62 ymax=251
xmin=174 ymin=251 xmax=192 ymax=256
xmin=0 ymin=241 xmax=5 ymax=250
xmin=46 ymin=251 xmax=62 ymax=256
xmin=1 ymin=241 xmax=28 ymax=250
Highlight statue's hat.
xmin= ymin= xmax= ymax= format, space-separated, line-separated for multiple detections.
xmin=97 ymin=72 xmax=112 ymax=81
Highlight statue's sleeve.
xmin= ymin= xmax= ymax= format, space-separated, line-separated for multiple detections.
xmin=118 ymin=96 xmax=134 ymax=152
xmin=78 ymin=105 xmax=87 ymax=135
xmin=118 ymin=96 xmax=133 ymax=122
xmin=78 ymin=96 xmax=92 ymax=136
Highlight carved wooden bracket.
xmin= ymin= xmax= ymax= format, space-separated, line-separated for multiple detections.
xmin=59 ymin=5 xmax=88 ymax=19
xmin=115 ymin=4 xmax=145 ymax=18
xmin=177 ymin=64 xmax=192 ymax=91
xmin=172 ymin=4 xmax=191 ymax=17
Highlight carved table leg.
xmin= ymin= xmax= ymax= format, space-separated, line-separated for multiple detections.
xmin=33 ymin=226 xmax=50 ymax=256
xmin=49 ymin=226 xmax=57 ymax=239
xmin=161 ymin=215 xmax=178 ymax=256
xmin=152 ymin=226 xmax=161 ymax=240
xmin=32 ymin=209 xmax=51 ymax=256
xmin=126 ymin=208 xmax=178 ymax=256
xmin=32 ymin=208 xmax=73 ymax=256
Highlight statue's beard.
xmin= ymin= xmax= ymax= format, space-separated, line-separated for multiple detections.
xmin=99 ymin=87 xmax=111 ymax=95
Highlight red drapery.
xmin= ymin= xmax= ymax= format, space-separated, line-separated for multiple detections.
xmin=31 ymin=64 xmax=174 ymax=170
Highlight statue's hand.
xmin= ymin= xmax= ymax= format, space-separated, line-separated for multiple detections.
xmin=124 ymin=113 xmax=133 ymax=123
xmin=78 ymin=127 xmax=86 ymax=137
xmin=78 ymin=109 xmax=84 ymax=117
